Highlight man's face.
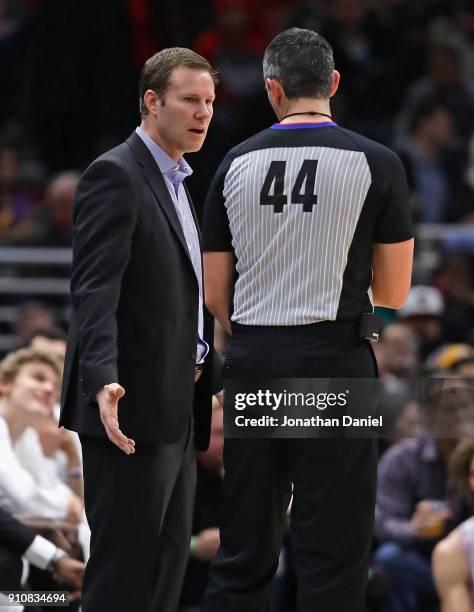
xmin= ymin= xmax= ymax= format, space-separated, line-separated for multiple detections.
xmin=2 ymin=362 xmax=58 ymax=420
xmin=30 ymin=336 xmax=66 ymax=363
xmin=382 ymin=326 xmax=418 ymax=375
xmin=152 ymin=67 xmax=215 ymax=159
xmin=431 ymin=386 xmax=474 ymax=438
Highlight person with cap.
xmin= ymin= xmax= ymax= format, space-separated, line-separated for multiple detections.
xmin=201 ymin=27 xmax=414 ymax=612
xmin=426 ymin=343 xmax=474 ymax=374
xmin=398 ymin=285 xmax=446 ymax=360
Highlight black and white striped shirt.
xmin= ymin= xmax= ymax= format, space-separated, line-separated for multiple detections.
xmin=203 ymin=122 xmax=413 ymax=325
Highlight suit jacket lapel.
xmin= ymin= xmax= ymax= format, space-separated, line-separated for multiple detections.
xmin=126 ymin=132 xmax=192 ymax=263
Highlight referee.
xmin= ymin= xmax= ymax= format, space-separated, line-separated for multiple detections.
xmin=201 ymin=28 xmax=414 ymax=612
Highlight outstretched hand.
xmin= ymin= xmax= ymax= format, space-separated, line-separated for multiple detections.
xmin=97 ymin=383 xmax=135 ymax=454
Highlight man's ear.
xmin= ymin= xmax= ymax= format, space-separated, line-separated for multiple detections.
xmin=143 ymin=89 xmax=162 ymax=116
xmin=329 ymin=70 xmax=340 ymax=98
xmin=266 ymin=78 xmax=285 ymax=106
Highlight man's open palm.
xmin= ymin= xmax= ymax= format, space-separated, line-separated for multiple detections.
xmin=97 ymin=383 xmax=135 ymax=454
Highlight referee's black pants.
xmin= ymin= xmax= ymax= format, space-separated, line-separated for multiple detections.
xmin=201 ymin=321 xmax=378 ymax=612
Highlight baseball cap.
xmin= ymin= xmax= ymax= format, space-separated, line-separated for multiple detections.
xmin=399 ymin=285 xmax=445 ymax=318
xmin=426 ymin=343 xmax=474 ymax=370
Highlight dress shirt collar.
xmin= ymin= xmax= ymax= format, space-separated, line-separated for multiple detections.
xmin=135 ymin=126 xmax=192 ymax=178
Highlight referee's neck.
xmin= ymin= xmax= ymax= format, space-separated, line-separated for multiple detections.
xmin=278 ymin=99 xmax=332 ymax=124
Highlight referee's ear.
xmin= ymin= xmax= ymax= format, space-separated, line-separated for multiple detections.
xmin=329 ymin=70 xmax=341 ymax=98
xmin=265 ymin=78 xmax=285 ymax=109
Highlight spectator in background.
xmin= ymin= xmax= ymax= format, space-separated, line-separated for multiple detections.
xmin=398 ymin=285 xmax=446 ymax=361
xmin=398 ymin=99 xmax=453 ymax=223
xmin=373 ymin=380 xmax=474 ymax=612
xmin=396 ymin=44 xmax=474 ymax=154
xmin=425 ymin=343 xmax=474 ymax=375
xmin=24 ymin=328 xmax=83 ymax=501
xmin=0 ymin=347 xmax=86 ymax=606
xmin=374 ymin=322 xmax=420 ymax=378
xmin=429 ymin=0 xmax=474 ymax=83
xmin=26 ymin=329 xmax=87 ymax=559
xmin=0 ymin=348 xmax=82 ymax=524
xmin=393 ymin=43 xmax=474 ymax=222
xmin=374 ymin=437 xmax=450 ymax=612
xmin=389 ymin=399 xmax=423 ymax=446
xmin=37 ymin=171 xmax=79 ymax=247
xmin=432 ymin=253 xmax=474 ymax=344
xmin=433 ymin=438 xmax=474 ymax=612
xmin=188 ymin=0 xmax=276 ymax=211
xmin=193 ymin=0 xmax=270 ymax=148
xmin=13 ymin=302 xmax=58 ymax=348
xmin=377 ymin=386 xmax=422 ymax=451
xmin=0 ymin=506 xmax=84 ymax=610
xmin=0 ymin=145 xmax=39 ymax=245
xmin=27 ymin=327 xmax=67 ymax=365
xmin=319 ymin=0 xmax=387 ymax=139
xmin=374 ymin=1 xmax=433 ymax=93
xmin=17 ymin=408 xmax=84 ymax=502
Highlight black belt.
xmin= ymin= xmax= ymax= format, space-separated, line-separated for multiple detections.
xmin=231 ymin=313 xmax=381 ymax=343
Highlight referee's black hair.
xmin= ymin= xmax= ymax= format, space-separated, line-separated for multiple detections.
xmin=263 ymin=28 xmax=334 ymax=100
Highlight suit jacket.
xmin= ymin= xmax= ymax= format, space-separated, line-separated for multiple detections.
xmin=60 ymin=132 xmax=213 ymax=450
xmin=0 ymin=507 xmax=35 ymax=555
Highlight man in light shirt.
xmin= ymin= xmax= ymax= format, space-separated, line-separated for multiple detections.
xmin=0 ymin=348 xmax=82 ymax=523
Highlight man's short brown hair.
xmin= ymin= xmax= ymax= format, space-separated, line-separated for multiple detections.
xmin=0 ymin=347 xmax=61 ymax=385
xmin=138 ymin=47 xmax=218 ymax=118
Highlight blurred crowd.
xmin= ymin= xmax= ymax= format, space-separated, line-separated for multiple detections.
xmin=1 ymin=0 xmax=473 ymax=232
xmin=0 ymin=0 xmax=473 ymax=610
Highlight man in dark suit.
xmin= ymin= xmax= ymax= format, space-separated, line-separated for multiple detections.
xmin=0 ymin=506 xmax=84 ymax=596
xmin=59 ymin=48 xmax=216 ymax=612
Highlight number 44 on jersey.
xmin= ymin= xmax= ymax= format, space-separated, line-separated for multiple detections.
xmin=260 ymin=159 xmax=319 ymax=213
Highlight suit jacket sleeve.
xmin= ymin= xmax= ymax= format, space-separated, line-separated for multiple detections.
xmin=0 ymin=507 xmax=36 ymax=555
xmin=71 ymin=159 xmax=137 ymax=404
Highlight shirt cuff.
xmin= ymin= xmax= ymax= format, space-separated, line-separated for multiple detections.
xmin=23 ymin=536 xmax=58 ymax=570
xmin=197 ymin=338 xmax=209 ymax=364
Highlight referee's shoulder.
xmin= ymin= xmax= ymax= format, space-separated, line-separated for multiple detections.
xmin=332 ymin=125 xmax=403 ymax=166
xmin=224 ymin=127 xmax=275 ymax=161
